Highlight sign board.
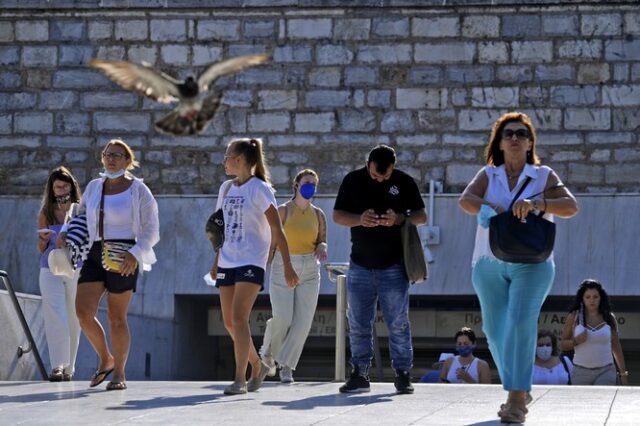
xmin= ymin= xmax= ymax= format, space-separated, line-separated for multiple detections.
xmin=207 ymin=308 xmax=640 ymax=339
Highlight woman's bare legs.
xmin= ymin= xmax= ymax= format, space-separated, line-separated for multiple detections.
xmin=219 ymin=283 xmax=261 ymax=384
xmin=106 ymin=290 xmax=133 ymax=384
xmin=75 ymin=282 xmax=115 ymax=384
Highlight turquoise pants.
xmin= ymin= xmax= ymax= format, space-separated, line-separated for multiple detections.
xmin=472 ymin=257 xmax=555 ymax=391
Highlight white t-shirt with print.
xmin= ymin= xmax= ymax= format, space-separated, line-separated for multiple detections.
xmin=216 ymin=177 xmax=277 ymax=270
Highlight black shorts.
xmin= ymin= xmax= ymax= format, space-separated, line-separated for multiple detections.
xmin=78 ymin=241 xmax=138 ymax=293
xmin=216 ymin=265 xmax=265 ymax=291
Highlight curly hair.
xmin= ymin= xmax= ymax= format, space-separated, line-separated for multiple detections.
xmin=569 ymin=278 xmax=616 ymax=328
xmin=484 ymin=111 xmax=541 ymax=166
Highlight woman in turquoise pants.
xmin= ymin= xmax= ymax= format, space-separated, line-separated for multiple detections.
xmin=459 ymin=112 xmax=578 ymax=423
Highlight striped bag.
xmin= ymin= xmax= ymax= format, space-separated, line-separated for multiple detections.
xmin=65 ymin=213 xmax=90 ymax=267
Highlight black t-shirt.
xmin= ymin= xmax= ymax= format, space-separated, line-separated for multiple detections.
xmin=334 ymin=167 xmax=425 ymax=269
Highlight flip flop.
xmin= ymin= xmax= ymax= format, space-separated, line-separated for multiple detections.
xmin=89 ymin=367 xmax=114 ymax=388
xmin=106 ymin=381 xmax=127 ymax=391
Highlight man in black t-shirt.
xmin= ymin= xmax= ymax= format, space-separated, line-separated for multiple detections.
xmin=333 ymin=144 xmax=427 ymax=394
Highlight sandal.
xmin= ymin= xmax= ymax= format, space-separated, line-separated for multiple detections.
xmin=499 ymin=392 xmax=532 ymax=415
xmin=89 ymin=367 xmax=114 ymax=388
xmin=499 ymin=402 xmax=527 ymax=424
xmin=106 ymin=381 xmax=127 ymax=391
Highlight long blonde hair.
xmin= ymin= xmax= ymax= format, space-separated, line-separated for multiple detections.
xmin=228 ymin=137 xmax=271 ymax=185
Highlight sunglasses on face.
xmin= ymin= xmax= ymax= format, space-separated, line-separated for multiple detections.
xmin=502 ymin=129 xmax=530 ymax=140
xmin=102 ymin=152 xmax=127 ymax=160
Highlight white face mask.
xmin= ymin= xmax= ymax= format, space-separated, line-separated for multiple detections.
xmin=536 ymin=346 xmax=553 ymax=361
xmin=99 ymin=169 xmax=126 ymax=179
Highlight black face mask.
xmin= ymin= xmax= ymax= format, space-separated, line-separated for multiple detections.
xmin=55 ymin=193 xmax=71 ymax=204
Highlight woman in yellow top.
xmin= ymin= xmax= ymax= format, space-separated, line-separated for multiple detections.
xmin=260 ymin=169 xmax=328 ymax=383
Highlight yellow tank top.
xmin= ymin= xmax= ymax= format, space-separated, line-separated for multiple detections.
xmin=283 ymin=203 xmax=319 ymax=255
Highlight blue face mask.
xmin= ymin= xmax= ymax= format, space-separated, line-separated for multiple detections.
xmin=99 ymin=169 xmax=126 ymax=179
xmin=456 ymin=345 xmax=474 ymax=357
xmin=299 ymin=183 xmax=316 ymax=200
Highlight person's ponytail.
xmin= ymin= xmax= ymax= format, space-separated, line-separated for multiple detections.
xmin=249 ymin=138 xmax=271 ymax=185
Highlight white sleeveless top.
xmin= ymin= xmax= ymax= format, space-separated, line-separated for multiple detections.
xmin=533 ymin=356 xmax=573 ymax=385
xmin=573 ymin=324 xmax=614 ymax=368
xmin=446 ymin=356 xmax=480 ymax=384
xmin=471 ymin=164 xmax=555 ymax=266
xmin=102 ymin=189 xmax=135 ymax=240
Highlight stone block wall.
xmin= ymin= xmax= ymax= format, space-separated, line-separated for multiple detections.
xmin=1 ymin=1 xmax=639 ymax=195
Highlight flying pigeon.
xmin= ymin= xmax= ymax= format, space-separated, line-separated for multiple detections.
xmin=88 ymin=53 xmax=270 ymax=136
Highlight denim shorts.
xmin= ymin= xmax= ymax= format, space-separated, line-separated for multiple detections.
xmin=216 ymin=264 xmax=265 ymax=291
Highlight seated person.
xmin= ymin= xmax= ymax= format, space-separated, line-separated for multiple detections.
xmin=440 ymin=327 xmax=491 ymax=384
xmin=533 ymin=329 xmax=573 ymax=385
xmin=419 ymin=353 xmax=454 ymax=383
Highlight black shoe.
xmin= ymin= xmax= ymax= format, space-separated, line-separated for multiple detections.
xmin=339 ymin=371 xmax=370 ymax=393
xmin=394 ymin=369 xmax=414 ymax=394
xmin=48 ymin=367 xmax=64 ymax=382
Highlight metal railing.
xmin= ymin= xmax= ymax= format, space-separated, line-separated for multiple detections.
xmin=324 ymin=262 xmax=384 ymax=382
xmin=325 ymin=262 xmax=348 ymax=382
xmin=0 ymin=270 xmax=48 ymax=380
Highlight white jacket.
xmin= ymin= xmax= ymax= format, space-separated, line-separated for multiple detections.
xmin=63 ymin=176 xmax=160 ymax=271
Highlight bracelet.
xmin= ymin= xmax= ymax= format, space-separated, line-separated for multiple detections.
xmin=619 ymin=371 xmax=629 ymax=377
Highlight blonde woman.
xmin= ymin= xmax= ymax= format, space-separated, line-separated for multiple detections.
xmin=59 ymin=139 xmax=159 ymax=391
xmin=213 ymin=138 xmax=299 ymax=395
xmin=260 ymin=169 xmax=328 ymax=383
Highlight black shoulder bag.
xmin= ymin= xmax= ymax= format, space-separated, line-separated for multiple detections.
xmin=206 ymin=181 xmax=232 ymax=250
xmin=489 ymin=177 xmax=561 ymax=264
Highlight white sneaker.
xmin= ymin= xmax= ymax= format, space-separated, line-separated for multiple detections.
xmin=280 ymin=365 xmax=294 ymax=384
xmin=263 ymin=355 xmax=277 ymax=377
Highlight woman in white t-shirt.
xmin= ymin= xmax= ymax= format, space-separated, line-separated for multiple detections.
xmin=560 ymin=279 xmax=628 ymax=386
xmin=212 ymin=138 xmax=299 ymax=395
xmin=459 ymin=112 xmax=578 ymax=423
xmin=533 ymin=330 xmax=573 ymax=385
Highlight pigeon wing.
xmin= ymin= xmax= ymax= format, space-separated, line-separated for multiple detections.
xmin=197 ymin=53 xmax=270 ymax=91
xmin=89 ymin=59 xmax=181 ymax=104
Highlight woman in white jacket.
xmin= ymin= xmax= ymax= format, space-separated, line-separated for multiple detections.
xmin=59 ymin=139 xmax=159 ymax=391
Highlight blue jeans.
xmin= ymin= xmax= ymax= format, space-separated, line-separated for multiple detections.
xmin=347 ymin=262 xmax=412 ymax=374
xmin=472 ymin=257 xmax=555 ymax=391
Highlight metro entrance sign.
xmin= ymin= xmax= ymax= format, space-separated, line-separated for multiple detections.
xmin=208 ymin=308 xmax=640 ymax=339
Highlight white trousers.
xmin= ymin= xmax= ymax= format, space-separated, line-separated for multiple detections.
xmin=39 ymin=268 xmax=81 ymax=374
xmin=261 ymin=253 xmax=320 ymax=370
